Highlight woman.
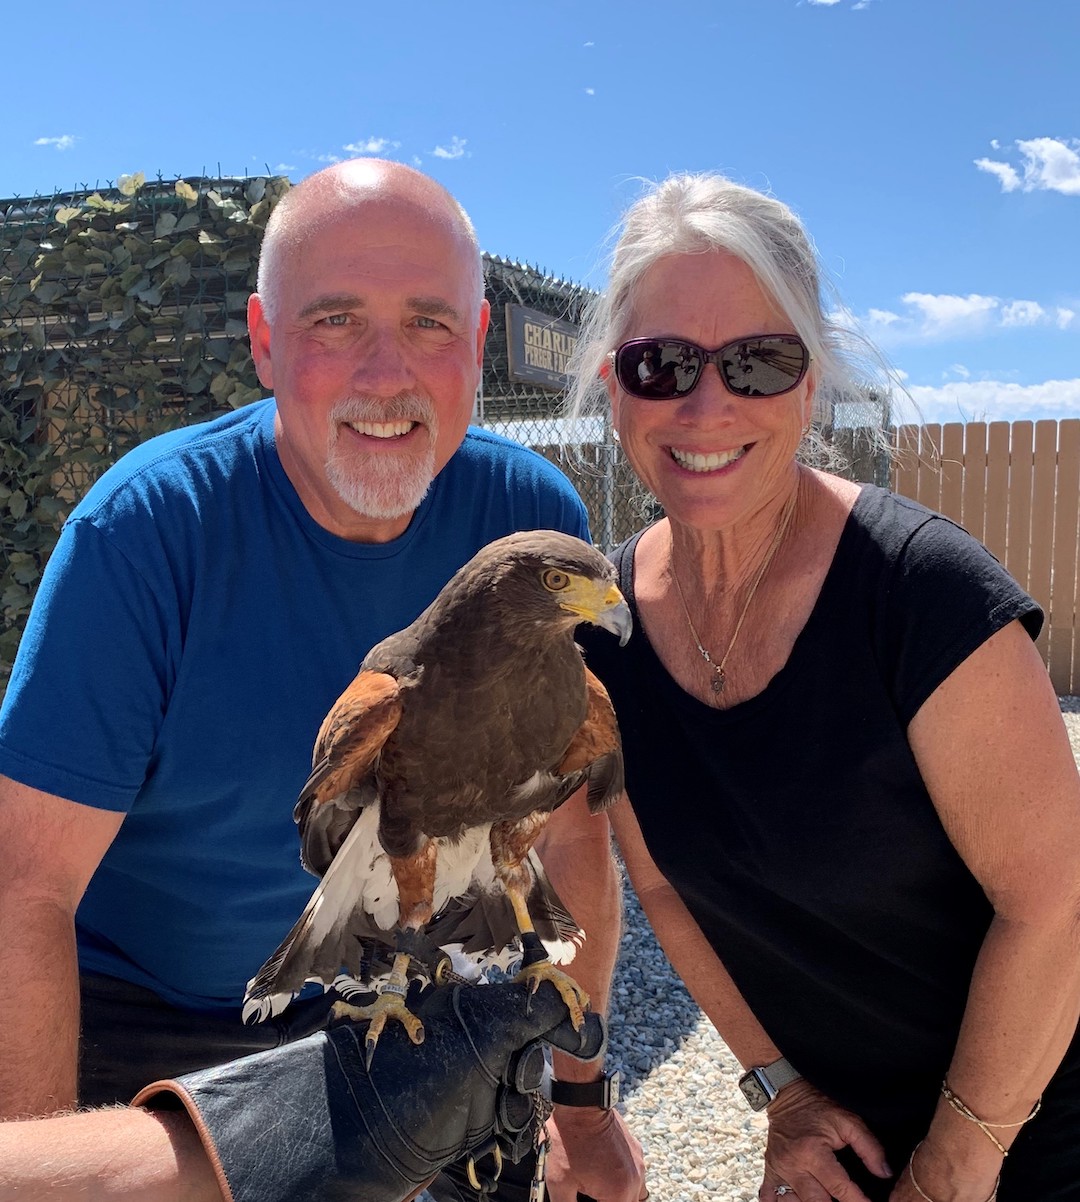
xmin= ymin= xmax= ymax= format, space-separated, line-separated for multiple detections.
xmin=568 ymin=174 xmax=1080 ymax=1202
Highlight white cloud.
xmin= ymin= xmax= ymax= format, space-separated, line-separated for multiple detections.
xmin=855 ymin=292 xmax=1073 ymax=347
xmin=902 ymin=292 xmax=999 ymax=336
xmin=274 ymin=162 xmax=297 ymax=173
xmin=1000 ymin=300 xmax=1046 ymax=327
xmin=974 ymin=157 xmax=1021 ymax=191
xmin=342 ymin=136 xmax=400 ymax=155
xmin=316 ymin=153 xmax=342 ymax=163
xmin=585 ymin=87 xmax=595 ymax=96
xmin=807 ymin=0 xmax=843 ymax=5
xmin=947 ymin=364 xmax=971 ymax=380
xmin=584 ymin=40 xmax=594 ymax=46
xmin=975 ymin=136 xmax=1080 ymax=196
xmin=431 ymin=135 xmax=468 ymax=160
xmin=901 ymin=378 xmax=1080 ymax=425
xmin=34 ymin=135 xmax=76 ymax=151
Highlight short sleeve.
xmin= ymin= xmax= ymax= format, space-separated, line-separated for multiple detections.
xmin=878 ymin=515 xmax=1043 ymax=725
xmin=0 ymin=518 xmax=177 ymax=810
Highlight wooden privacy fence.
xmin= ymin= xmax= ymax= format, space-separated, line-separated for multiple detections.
xmin=890 ymin=420 xmax=1080 ymax=695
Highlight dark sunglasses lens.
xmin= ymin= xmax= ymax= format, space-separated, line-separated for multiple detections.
xmin=721 ymin=336 xmax=808 ymax=397
xmin=616 ymin=340 xmax=701 ymax=398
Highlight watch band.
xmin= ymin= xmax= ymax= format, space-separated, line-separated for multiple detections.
xmin=549 ymin=1069 xmax=621 ymax=1109
xmin=738 ymin=1057 xmax=802 ymax=1111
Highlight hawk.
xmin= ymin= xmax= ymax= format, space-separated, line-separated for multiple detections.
xmin=243 ymin=530 xmax=631 ymax=1059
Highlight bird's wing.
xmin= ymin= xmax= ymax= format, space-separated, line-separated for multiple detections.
xmin=556 ymin=664 xmax=625 ymax=814
xmin=294 ymin=669 xmax=403 ymax=876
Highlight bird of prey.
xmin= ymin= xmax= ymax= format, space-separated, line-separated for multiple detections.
xmin=243 ymin=530 xmax=631 ymax=1059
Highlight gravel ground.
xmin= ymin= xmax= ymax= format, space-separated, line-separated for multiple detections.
xmin=601 ymin=699 xmax=1080 ymax=1202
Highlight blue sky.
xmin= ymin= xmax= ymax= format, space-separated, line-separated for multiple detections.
xmin=4 ymin=0 xmax=1077 ymax=425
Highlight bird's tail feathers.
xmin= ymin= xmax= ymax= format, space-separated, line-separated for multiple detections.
xmin=242 ymin=834 xmax=379 ymax=1023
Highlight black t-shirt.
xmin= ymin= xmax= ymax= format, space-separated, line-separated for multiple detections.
xmin=579 ymin=486 xmax=1080 ymax=1179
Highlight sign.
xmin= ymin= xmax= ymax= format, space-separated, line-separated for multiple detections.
xmin=505 ymin=303 xmax=579 ymax=391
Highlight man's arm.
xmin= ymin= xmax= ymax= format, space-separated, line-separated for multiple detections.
xmin=0 ymin=1106 xmax=221 ymax=1202
xmin=0 ymin=775 xmax=123 ymax=1118
xmin=535 ymin=788 xmax=645 ymax=1202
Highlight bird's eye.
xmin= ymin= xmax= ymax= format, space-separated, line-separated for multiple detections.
xmin=542 ymin=569 xmax=571 ymax=592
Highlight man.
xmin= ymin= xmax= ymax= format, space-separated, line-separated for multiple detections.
xmin=0 ymin=160 xmax=643 ymax=1202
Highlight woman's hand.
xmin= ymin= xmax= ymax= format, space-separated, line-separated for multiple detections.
xmin=757 ymin=1080 xmax=892 ymax=1202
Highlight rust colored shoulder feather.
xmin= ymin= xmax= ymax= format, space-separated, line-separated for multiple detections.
xmin=303 ymin=670 xmax=402 ymax=806
xmin=557 ymin=665 xmax=624 ymax=813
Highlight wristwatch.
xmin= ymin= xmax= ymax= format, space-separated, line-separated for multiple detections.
xmin=549 ymin=1069 xmax=622 ymax=1109
xmin=738 ymin=1057 xmax=802 ymax=1111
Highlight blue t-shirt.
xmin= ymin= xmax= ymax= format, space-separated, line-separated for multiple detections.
xmin=0 ymin=399 xmax=590 ymax=1012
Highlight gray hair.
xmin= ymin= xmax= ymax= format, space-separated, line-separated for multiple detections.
xmin=565 ymin=173 xmax=896 ymax=463
xmin=256 ymin=163 xmax=484 ymax=327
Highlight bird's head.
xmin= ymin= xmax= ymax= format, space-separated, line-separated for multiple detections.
xmin=463 ymin=531 xmax=632 ymax=646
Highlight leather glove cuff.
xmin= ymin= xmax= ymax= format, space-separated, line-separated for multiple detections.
xmin=134 ymin=982 xmax=605 ymax=1202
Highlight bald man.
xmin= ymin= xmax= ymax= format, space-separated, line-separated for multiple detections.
xmin=0 ymin=161 xmax=643 ymax=1202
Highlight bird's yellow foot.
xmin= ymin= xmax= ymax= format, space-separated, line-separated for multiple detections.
xmin=332 ymin=983 xmax=424 ymax=1067
xmin=515 ymin=959 xmax=589 ymax=1030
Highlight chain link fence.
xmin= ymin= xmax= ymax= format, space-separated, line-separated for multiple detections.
xmin=479 ymin=255 xmax=655 ymax=551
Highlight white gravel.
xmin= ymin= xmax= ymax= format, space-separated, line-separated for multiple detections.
xmin=602 ymin=700 xmax=1080 ymax=1202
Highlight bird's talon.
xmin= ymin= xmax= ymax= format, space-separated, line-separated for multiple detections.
xmin=515 ymin=959 xmax=589 ymax=1029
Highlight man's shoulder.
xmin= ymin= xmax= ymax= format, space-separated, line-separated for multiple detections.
xmin=427 ymin=426 xmax=589 ymax=542
xmin=72 ymin=400 xmax=274 ymax=524
xmin=455 ymin=426 xmax=577 ymax=490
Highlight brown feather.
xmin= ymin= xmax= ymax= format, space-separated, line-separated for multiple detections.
xmin=557 ymin=666 xmax=625 ymax=812
xmin=306 ymin=670 xmax=402 ymax=804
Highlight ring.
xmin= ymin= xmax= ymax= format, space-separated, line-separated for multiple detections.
xmin=775 ymin=1188 xmax=794 ymax=1197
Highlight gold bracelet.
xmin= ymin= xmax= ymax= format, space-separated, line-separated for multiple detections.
xmin=940 ymin=1080 xmax=1042 ymax=1155
xmin=908 ymin=1141 xmax=1000 ymax=1202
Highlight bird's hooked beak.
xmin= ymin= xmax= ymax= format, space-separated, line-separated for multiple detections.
xmin=560 ymin=580 xmax=633 ymax=646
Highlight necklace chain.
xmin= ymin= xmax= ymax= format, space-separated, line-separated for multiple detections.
xmin=670 ymin=489 xmax=799 ymax=697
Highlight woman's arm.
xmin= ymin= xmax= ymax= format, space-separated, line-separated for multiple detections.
xmin=898 ymin=618 xmax=1080 ymax=1201
xmin=609 ymin=796 xmax=890 ymax=1201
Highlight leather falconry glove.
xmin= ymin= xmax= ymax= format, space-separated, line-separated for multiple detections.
xmin=133 ymin=980 xmax=605 ymax=1202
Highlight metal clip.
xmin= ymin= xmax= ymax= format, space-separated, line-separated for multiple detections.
xmin=464 ymin=1143 xmax=504 ymax=1194
xmin=528 ymin=1134 xmax=548 ymax=1202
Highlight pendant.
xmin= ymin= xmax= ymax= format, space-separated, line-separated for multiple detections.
xmin=712 ymin=667 xmax=726 ymax=695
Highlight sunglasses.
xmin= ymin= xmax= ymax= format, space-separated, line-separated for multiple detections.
xmin=610 ymin=334 xmax=810 ymax=401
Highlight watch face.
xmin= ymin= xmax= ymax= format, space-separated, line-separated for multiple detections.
xmin=606 ymin=1070 xmax=622 ymax=1108
xmin=739 ymin=1071 xmax=772 ymax=1111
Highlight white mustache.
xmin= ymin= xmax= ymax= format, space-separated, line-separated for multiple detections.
xmin=329 ymin=393 xmax=437 ymax=429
